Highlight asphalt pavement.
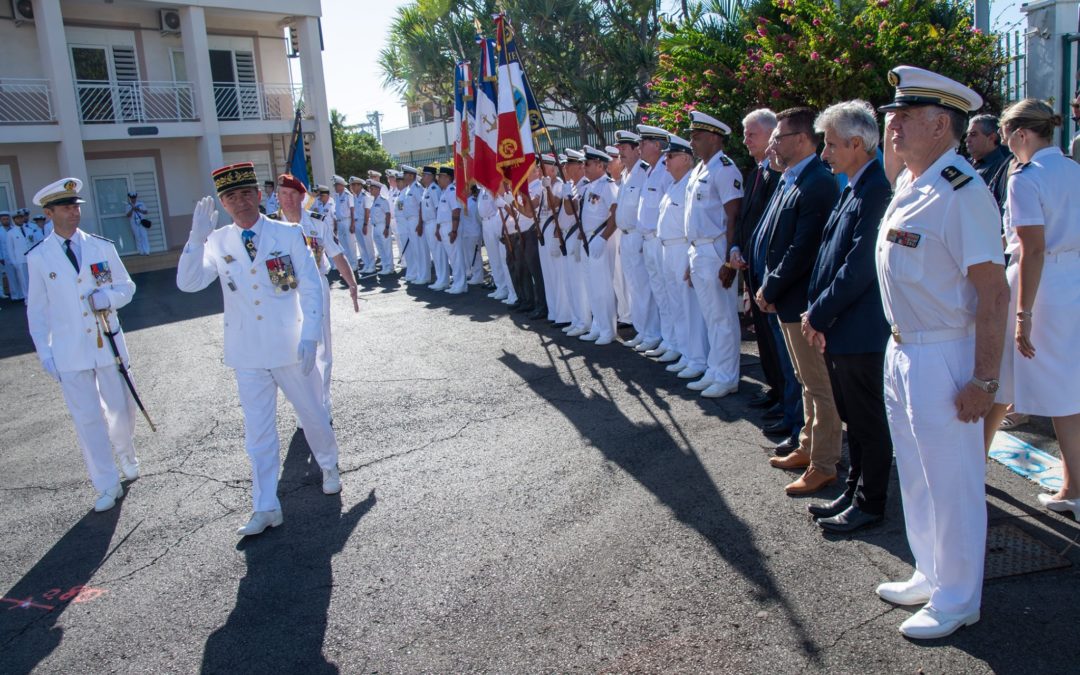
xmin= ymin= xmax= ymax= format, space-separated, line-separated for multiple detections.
xmin=1 ymin=268 xmax=1078 ymax=674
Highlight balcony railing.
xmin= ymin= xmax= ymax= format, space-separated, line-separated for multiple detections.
xmin=212 ymin=82 xmax=309 ymax=122
xmin=0 ymin=78 xmax=55 ymax=124
xmin=75 ymin=80 xmax=198 ymax=124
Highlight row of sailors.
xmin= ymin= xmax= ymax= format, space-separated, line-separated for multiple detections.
xmin=1 ymin=208 xmax=52 ymax=303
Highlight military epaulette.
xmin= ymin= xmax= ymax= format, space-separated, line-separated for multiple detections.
xmin=605 ymin=176 xmax=615 ymax=182
xmin=88 ymin=233 xmax=115 ymax=244
xmin=1010 ymin=161 xmax=1030 ymax=175
xmin=641 ymin=161 xmax=651 ymax=170
xmin=719 ymin=155 xmax=734 ymax=167
xmin=308 ymin=210 xmax=324 ymax=220
xmin=266 ymin=210 xmax=284 ymax=221
xmin=941 ymin=165 xmax=974 ymax=190
xmin=25 ymin=240 xmax=43 ymax=255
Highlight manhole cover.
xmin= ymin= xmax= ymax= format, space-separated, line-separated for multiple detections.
xmin=985 ymin=523 xmax=1071 ymax=580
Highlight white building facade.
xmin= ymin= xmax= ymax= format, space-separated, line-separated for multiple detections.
xmin=0 ymin=0 xmax=333 ymax=258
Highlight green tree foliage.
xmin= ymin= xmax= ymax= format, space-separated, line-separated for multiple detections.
xmin=330 ymin=110 xmax=394 ymax=179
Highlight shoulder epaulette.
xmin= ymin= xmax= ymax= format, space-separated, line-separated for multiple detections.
xmin=941 ymin=165 xmax=974 ymax=190
xmin=266 ymin=210 xmax=284 ymax=221
xmin=25 ymin=240 xmax=43 ymax=255
xmin=88 ymin=233 xmax=115 ymax=244
xmin=1010 ymin=161 xmax=1030 ymax=175
xmin=308 ymin=210 xmax=324 ymax=220
xmin=605 ymin=176 xmax=615 ymax=182
xmin=719 ymin=155 xmax=733 ymax=167
xmin=640 ymin=161 xmax=651 ymax=170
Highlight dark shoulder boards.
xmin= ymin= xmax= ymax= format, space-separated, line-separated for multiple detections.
xmin=266 ymin=211 xmax=283 ymax=221
xmin=88 ymin=233 xmax=115 ymax=244
xmin=606 ymin=176 xmax=615 ymax=182
xmin=1010 ymin=161 xmax=1030 ymax=175
xmin=941 ymin=165 xmax=974 ymax=190
xmin=641 ymin=161 xmax=651 ymax=170
xmin=25 ymin=240 xmax=43 ymax=254
xmin=309 ymin=210 xmax=324 ymax=220
xmin=720 ymin=156 xmax=733 ymax=166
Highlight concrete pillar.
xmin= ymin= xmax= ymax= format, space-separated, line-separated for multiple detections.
xmin=1022 ymin=0 xmax=1080 ymax=149
xmin=297 ymin=16 xmax=333 ymax=186
xmin=33 ymin=0 xmax=94 ymax=231
xmin=179 ymin=5 xmax=223 ymax=200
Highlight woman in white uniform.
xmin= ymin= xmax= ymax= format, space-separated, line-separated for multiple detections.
xmin=984 ymin=99 xmax=1080 ymax=520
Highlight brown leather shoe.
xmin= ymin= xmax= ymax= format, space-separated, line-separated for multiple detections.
xmin=769 ymin=450 xmax=810 ymax=470
xmin=785 ymin=467 xmax=837 ymax=495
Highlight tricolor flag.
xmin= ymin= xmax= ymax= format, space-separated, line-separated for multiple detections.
xmin=494 ymin=14 xmax=535 ymax=196
xmin=453 ymin=61 xmax=473 ymax=208
xmin=472 ymin=37 xmax=502 ymax=196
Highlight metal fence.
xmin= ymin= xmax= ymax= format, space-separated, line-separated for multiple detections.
xmin=0 ymin=78 xmax=54 ymax=123
xmin=75 ymin=80 xmax=197 ymax=123
xmin=212 ymin=82 xmax=308 ymax=122
xmin=998 ymin=30 xmax=1026 ymax=103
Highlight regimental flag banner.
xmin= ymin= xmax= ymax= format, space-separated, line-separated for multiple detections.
xmin=287 ymin=106 xmax=309 ymax=188
xmin=503 ymin=26 xmax=546 ymax=139
xmin=453 ymin=61 xmax=474 ymax=208
xmin=472 ymin=37 xmax=502 ymax=196
xmin=494 ymin=14 xmax=535 ymax=196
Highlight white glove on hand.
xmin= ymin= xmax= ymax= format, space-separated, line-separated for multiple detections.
xmin=190 ymin=196 xmax=218 ymax=243
xmin=41 ymin=357 xmax=60 ymax=382
xmin=541 ymin=176 xmax=551 ymax=188
xmin=88 ymin=289 xmax=110 ymax=311
xmin=298 ymin=340 xmax=317 ymax=376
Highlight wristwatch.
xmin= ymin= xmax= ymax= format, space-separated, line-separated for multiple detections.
xmin=969 ymin=376 xmax=999 ymax=394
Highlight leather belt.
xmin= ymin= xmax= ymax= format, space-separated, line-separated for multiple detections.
xmin=890 ymin=325 xmax=974 ymax=344
xmin=661 ymin=237 xmax=688 ymax=246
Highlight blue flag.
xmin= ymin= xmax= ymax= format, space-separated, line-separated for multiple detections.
xmin=504 ymin=30 xmax=545 ymax=138
xmin=287 ymin=108 xmax=309 ymax=187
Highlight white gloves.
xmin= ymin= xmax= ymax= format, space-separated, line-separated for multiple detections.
xmin=88 ymin=289 xmax=110 ymax=311
xmin=298 ymin=340 xmax=317 ymax=376
xmin=541 ymin=176 xmax=551 ymax=188
xmin=40 ymin=357 xmax=60 ymax=382
xmin=190 ymin=196 xmax=218 ymax=243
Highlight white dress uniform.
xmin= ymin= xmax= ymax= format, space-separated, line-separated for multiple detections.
xmin=876 ymin=149 xmax=1005 ymax=618
xmin=333 ymin=185 xmax=358 ymax=272
xmin=421 ymin=182 xmax=446 ymax=288
xmin=461 ymin=194 xmax=485 ymax=284
xmin=356 ymin=189 xmax=377 ymax=274
xmin=558 ymin=177 xmax=592 ymax=333
xmin=684 ymin=150 xmax=744 ymax=391
xmin=436 ymin=183 xmax=465 ymax=293
xmin=997 ymin=146 xmax=1080 ymax=416
xmin=582 ymin=175 xmax=620 ymax=342
xmin=177 ymin=214 xmax=340 ymax=513
xmin=536 ymin=176 xmax=567 ymax=322
xmin=0 ymin=219 xmax=10 ymax=299
xmin=126 ymin=199 xmax=151 ymax=255
xmin=263 ymin=190 xmax=279 ymax=217
xmin=639 ymin=156 xmax=674 ymax=350
xmin=398 ymin=181 xmax=425 ymax=283
xmin=616 ymin=158 xmax=659 ymax=343
xmin=368 ymin=190 xmax=394 ymax=276
xmin=5 ymin=223 xmax=29 ymax=300
xmin=477 ymin=187 xmax=514 ymax=302
xmin=659 ymin=170 xmax=709 ymax=375
xmin=293 ymin=208 xmax=344 ymax=415
xmin=27 ymin=228 xmax=139 ymax=494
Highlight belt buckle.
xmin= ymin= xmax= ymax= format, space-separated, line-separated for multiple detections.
xmin=891 ymin=325 xmax=902 ymax=343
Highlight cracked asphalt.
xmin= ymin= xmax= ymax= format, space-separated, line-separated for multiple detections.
xmin=1 ymin=268 xmax=1079 ymax=674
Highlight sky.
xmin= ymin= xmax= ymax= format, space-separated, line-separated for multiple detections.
xmin=313 ymin=0 xmax=1027 ymax=137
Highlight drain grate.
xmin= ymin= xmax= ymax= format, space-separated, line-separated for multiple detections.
xmin=984 ymin=523 xmax=1071 ymax=580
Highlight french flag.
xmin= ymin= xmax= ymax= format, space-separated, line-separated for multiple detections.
xmin=472 ymin=37 xmax=502 ymax=196
xmin=494 ymin=14 xmax=535 ymax=196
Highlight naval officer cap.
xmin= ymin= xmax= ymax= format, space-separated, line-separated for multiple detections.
xmin=16 ymin=207 xmax=30 ymax=216
xmin=878 ymin=65 xmax=983 ymax=113
xmin=540 ymin=153 xmax=559 ymax=165
xmin=330 ymin=174 xmax=345 ymax=186
xmin=33 ymin=213 xmax=46 ymax=221
xmin=604 ymin=145 xmax=620 ymax=157
xmin=0 ymin=210 xmax=9 ymax=217
xmin=687 ymin=110 xmax=731 ymax=136
xmin=400 ymin=164 xmax=419 ymax=175
xmin=564 ymin=148 xmax=585 ymax=163
xmin=614 ymin=130 xmax=641 ymax=146
xmin=316 ymin=184 xmax=331 ymax=194
xmin=348 ymin=175 xmax=364 ymax=185
xmin=422 ymin=165 xmax=437 ymax=176
xmin=34 ymin=177 xmax=87 ymax=208
xmin=665 ymin=133 xmax=694 ymax=155
xmin=367 ymin=169 xmax=382 ymax=178
xmin=438 ymin=166 xmax=454 ymax=178
xmin=557 ymin=153 xmax=568 ymax=164
xmin=583 ymin=145 xmax=612 ymax=162
xmin=636 ymin=124 xmax=670 ymax=142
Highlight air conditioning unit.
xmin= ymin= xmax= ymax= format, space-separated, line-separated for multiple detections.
xmin=12 ymin=0 xmax=34 ymax=25
xmin=160 ymin=9 xmax=181 ymax=35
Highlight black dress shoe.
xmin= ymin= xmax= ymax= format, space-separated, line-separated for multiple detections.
xmin=527 ymin=309 xmax=547 ymax=320
xmin=807 ymin=493 xmax=853 ymax=519
xmin=762 ymin=403 xmax=784 ymax=421
xmin=762 ymin=421 xmax=792 ymax=437
xmin=774 ymin=437 xmax=798 ymax=457
xmin=818 ymin=505 xmax=884 ymax=533
xmin=749 ymin=392 xmax=777 ymax=408
xmin=513 ymin=303 xmax=535 ymax=313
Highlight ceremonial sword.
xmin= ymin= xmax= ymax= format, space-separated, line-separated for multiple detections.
xmin=95 ymin=310 xmax=157 ymax=432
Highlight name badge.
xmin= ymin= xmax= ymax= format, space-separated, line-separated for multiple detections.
xmin=265 ymin=255 xmax=298 ymax=292
xmin=90 ymin=261 xmax=112 ymax=286
xmin=886 ymin=228 xmax=921 ymax=248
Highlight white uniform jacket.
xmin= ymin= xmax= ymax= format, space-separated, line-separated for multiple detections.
xmin=26 ymin=230 xmax=135 ymax=371
xmin=177 ymin=215 xmax=323 ymax=370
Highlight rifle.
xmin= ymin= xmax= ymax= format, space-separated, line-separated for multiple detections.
xmin=563 ymin=182 xmax=589 ymax=258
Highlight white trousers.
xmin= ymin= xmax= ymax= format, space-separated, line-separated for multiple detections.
xmin=443 ymin=232 xmax=466 ymax=292
xmin=395 ymin=220 xmax=411 ymax=270
xmin=130 ymin=221 xmax=150 ymax=255
xmin=549 ymin=249 xmax=572 ymax=324
xmin=337 ymin=222 xmax=358 ymax=271
xmin=663 ymin=241 xmax=708 ymax=371
xmin=374 ymin=224 xmax=395 ymax=274
xmin=9 ymin=262 xmax=28 ymax=300
xmin=235 ymin=363 xmax=340 ymax=512
xmin=59 ymin=365 xmax=137 ymax=492
xmin=355 ymin=224 xmax=375 ymax=273
xmin=643 ymin=237 xmax=674 ymax=348
xmin=482 ymin=221 xmax=512 ymax=296
xmin=462 ymin=233 xmax=485 ymax=283
xmin=425 ymin=224 xmax=449 ymax=287
xmin=586 ymin=233 xmax=617 ymax=340
xmin=689 ymin=247 xmax=740 ymax=387
xmin=315 ymin=276 xmax=333 ymax=415
xmin=884 ymin=336 xmax=986 ymax=616
xmin=411 ymin=223 xmax=433 ymax=283
xmin=621 ymin=231 xmax=660 ymax=342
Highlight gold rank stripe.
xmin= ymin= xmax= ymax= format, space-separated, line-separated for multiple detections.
xmin=691 ymin=122 xmax=728 ymax=135
xmin=896 ymin=87 xmax=971 ymax=112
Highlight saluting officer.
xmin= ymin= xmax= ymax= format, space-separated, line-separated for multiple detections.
xmin=26 ymin=178 xmax=141 ymax=512
xmin=874 ymin=66 xmax=1009 ymax=639
xmin=177 ymin=162 xmax=344 ymax=537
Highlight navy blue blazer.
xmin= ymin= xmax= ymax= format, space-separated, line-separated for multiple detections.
xmin=759 ymin=155 xmax=839 ymax=323
xmin=806 ymin=159 xmax=891 ymax=354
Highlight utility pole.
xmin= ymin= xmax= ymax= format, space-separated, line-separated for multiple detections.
xmin=974 ymin=0 xmax=989 ymax=33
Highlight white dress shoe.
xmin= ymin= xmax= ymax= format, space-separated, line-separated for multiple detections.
xmin=636 ymin=338 xmax=661 ymax=353
xmin=666 ymin=360 xmax=689 ymax=373
xmin=446 ymin=287 xmax=467 ymax=295
xmin=876 ymin=576 xmax=932 ymax=606
xmin=1037 ymin=493 xmax=1080 ymax=519
xmin=687 ymin=376 xmax=715 ymax=391
xmin=493 ymin=290 xmax=509 ymax=300
xmin=623 ymin=335 xmax=643 ymax=348
xmin=566 ymin=326 xmax=588 ymax=337
xmin=899 ymin=607 xmax=979 ymax=640
xmin=487 ymin=290 xmax=500 ymax=298
xmin=594 ymin=336 xmax=614 ymax=346
xmin=322 ymin=466 xmax=342 ymax=495
xmin=236 ymin=510 xmax=284 ymax=537
xmin=657 ymin=350 xmax=681 ymax=363
xmin=430 ymin=283 xmax=449 ymax=291
xmin=678 ymin=367 xmax=706 ymax=379
xmin=94 ymin=482 xmax=124 ymax=512
xmin=701 ymin=382 xmax=738 ymax=398
xmin=579 ymin=332 xmax=599 ymax=342
xmin=644 ymin=346 xmax=667 ymax=357
xmin=501 ymin=297 xmax=517 ymax=305
xmin=119 ymin=456 xmax=140 ymax=480
xmin=561 ymin=324 xmax=575 ymax=333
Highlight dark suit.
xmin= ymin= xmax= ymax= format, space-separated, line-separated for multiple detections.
xmin=737 ymin=162 xmax=784 ymax=402
xmin=806 ymin=158 xmax=893 ymax=514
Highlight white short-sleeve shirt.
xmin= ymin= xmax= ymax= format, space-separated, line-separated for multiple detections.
xmin=638 ymin=157 xmax=673 ymax=232
xmin=684 ymin=151 xmax=743 ymax=243
xmin=1003 ymin=146 xmax=1080 ymax=255
xmin=658 ymin=172 xmax=692 ymax=241
xmin=581 ymin=176 xmax=619 ymax=237
xmin=614 ymin=158 xmax=648 ymax=232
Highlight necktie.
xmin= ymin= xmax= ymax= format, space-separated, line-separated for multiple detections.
xmin=63 ymin=239 xmax=79 ymax=272
xmin=241 ymin=230 xmax=257 ymax=261
xmin=839 ymin=184 xmax=852 ymax=206
xmin=750 ymin=167 xmax=763 ymax=202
